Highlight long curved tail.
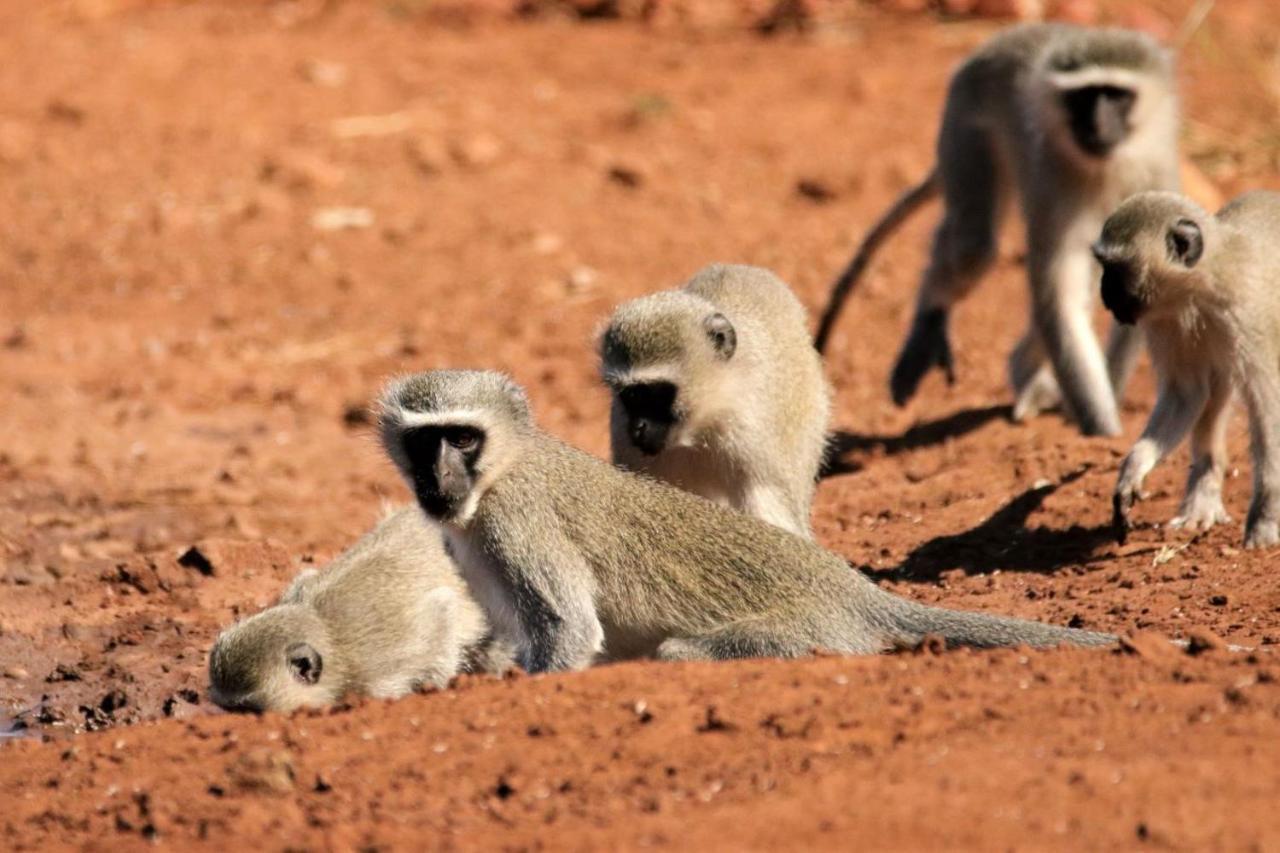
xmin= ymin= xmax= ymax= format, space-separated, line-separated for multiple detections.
xmin=813 ymin=171 xmax=940 ymax=354
xmin=881 ymin=591 xmax=1116 ymax=650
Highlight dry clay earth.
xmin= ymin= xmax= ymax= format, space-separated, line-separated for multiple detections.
xmin=2 ymin=1 xmax=1280 ymax=848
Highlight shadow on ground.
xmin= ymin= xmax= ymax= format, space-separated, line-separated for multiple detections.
xmin=821 ymin=405 xmax=1011 ymax=478
xmin=878 ymin=466 xmax=1118 ymax=581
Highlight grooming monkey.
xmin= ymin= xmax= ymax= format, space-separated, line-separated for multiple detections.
xmin=209 ymin=507 xmax=510 ymax=712
xmin=378 ymin=369 xmax=1113 ymax=671
xmin=814 ymin=23 xmax=1181 ymax=437
xmin=600 ymin=264 xmax=832 ymax=538
xmin=1096 ymin=190 xmax=1280 ymax=549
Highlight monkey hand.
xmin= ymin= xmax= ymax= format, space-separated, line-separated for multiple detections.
xmin=1244 ymin=516 xmax=1280 ymax=550
xmin=1112 ymin=473 xmax=1146 ymax=545
xmin=890 ymin=308 xmax=954 ymax=406
xmin=1170 ymin=493 xmax=1231 ymax=532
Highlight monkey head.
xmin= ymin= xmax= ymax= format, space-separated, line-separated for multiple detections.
xmin=1093 ymin=191 xmax=1209 ymax=326
xmin=599 ymin=291 xmax=739 ymax=456
xmin=379 ymin=370 xmax=531 ymax=525
xmin=1038 ymin=30 xmax=1171 ymax=163
xmin=209 ymin=606 xmax=344 ymax=713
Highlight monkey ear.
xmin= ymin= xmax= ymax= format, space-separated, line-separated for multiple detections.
xmin=704 ymin=313 xmax=736 ymax=360
xmin=1167 ymin=218 xmax=1203 ymax=267
xmin=286 ymin=642 xmax=323 ymax=685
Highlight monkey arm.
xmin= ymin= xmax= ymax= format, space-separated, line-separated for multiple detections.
xmin=1171 ymin=371 xmax=1233 ymax=531
xmin=483 ymin=522 xmax=604 ymax=674
xmin=1027 ymin=238 xmax=1122 ymax=437
xmin=1242 ymin=375 xmax=1280 ymax=548
xmin=1113 ymin=377 xmax=1208 ymax=541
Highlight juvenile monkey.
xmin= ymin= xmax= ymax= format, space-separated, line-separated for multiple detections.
xmin=600 ymin=264 xmax=832 ymax=538
xmin=814 ymin=23 xmax=1181 ymax=437
xmin=378 ymin=369 xmax=1114 ymax=671
xmin=1096 ymin=190 xmax=1280 ymax=549
xmin=209 ymin=506 xmax=511 ymax=712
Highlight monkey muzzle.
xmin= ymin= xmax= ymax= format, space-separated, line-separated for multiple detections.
xmin=414 ymin=442 xmax=474 ymax=520
xmin=1098 ymin=260 xmax=1145 ymax=326
xmin=618 ymin=382 xmax=678 ymax=456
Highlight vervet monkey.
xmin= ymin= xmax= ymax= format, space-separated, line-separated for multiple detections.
xmin=209 ymin=507 xmax=510 ymax=712
xmin=600 ymin=264 xmax=832 ymax=538
xmin=814 ymin=23 xmax=1181 ymax=437
xmin=378 ymin=369 xmax=1114 ymax=671
xmin=1096 ymin=190 xmax=1280 ymax=549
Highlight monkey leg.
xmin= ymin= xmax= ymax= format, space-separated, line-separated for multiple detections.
xmin=1104 ymin=321 xmax=1144 ymax=403
xmin=1026 ymin=239 xmax=1122 ymax=436
xmin=1244 ymin=379 xmax=1280 ymax=548
xmin=1008 ymin=329 xmax=1063 ymax=422
xmin=1114 ymin=378 xmax=1207 ymax=542
xmin=655 ymin=621 xmax=812 ymax=662
xmin=891 ymin=124 xmax=1004 ymax=407
xmin=1171 ymin=373 xmax=1232 ymax=532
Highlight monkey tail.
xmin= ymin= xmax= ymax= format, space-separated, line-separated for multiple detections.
xmin=813 ymin=171 xmax=940 ymax=354
xmin=881 ymin=593 xmax=1117 ymax=651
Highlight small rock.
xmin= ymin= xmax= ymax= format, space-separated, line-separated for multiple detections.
xmin=3 ymin=666 xmax=29 ymax=680
xmin=451 ymin=133 xmax=503 ymax=169
xmin=299 ymin=58 xmax=347 ymax=87
xmin=1209 ymin=594 xmax=1229 ymax=607
xmin=1185 ymin=628 xmax=1229 ymax=656
xmin=311 ymin=207 xmax=374 ymax=232
xmin=227 ymin=748 xmax=296 ymax=795
xmin=3 ymin=326 xmax=27 ymax=349
xmin=177 ymin=546 xmax=216 ymax=577
xmin=796 ymin=178 xmax=836 ymax=204
xmin=531 ymin=232 xmax=563 ymax=255
xmin=606 ymin=164 xmax=643 ymax=188
xmin=565 ymin=266 xmax=597 ymax=294
xmin=46 ymin=99 xmax=85 ymax=125
xmin=405 ymin=137 xmax=449 ymax=175
xmin=99 ymin=689 xmax=128 ymax=714
xmin=341 ymin=404 xmax=370 ymax=429
xmin=1117 ymin=631 xmax=1179 ymax=664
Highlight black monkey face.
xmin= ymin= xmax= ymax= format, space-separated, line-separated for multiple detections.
xmin=1093 ymin=243 xmax=1147 ymax=325
xmin=616 ymin=381 xmax=679 ymax=456
xmin=401 ymin=425 xmax=486 ymax=521
xmin=1061 ymin=84 xmax=1136 ymax=158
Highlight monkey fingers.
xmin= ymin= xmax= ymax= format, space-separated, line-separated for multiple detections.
xmin=890 ymin=308 xmax=953 ymax=406
xmin=1112 ymin=491 xmax=1134 ymax=545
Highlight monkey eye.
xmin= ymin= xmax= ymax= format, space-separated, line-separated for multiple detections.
xmin=286 ymin=642 xmax=323 ymax=685
xmin=445 ymin=427 xmax=482 ymax=453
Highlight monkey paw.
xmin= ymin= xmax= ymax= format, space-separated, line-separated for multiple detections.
xmin=1011 ymin=370 xmax=1061 ymax=423
xmin=890 ymin=309 xmax=954 ymax=406
xmin=1112 ymin=483 xmax=1144 ymax=544
xmin=1244 ymin=518 xmax=1280 ymax=549
xmin=1170 ymin=497 xmax=1231 ymax=532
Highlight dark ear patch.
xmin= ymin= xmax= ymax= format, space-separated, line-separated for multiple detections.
xmin=704 ymin=313 xmax=736 ymax=359
xmin=286 ymin=642 xmax=322 ymax=685
xmin=1061 ymin=85 xmax=1135 ymax=157
xmin=1167 ymin=218 xmax=1203 ymax=267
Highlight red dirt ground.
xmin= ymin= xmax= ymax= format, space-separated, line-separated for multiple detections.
xmin=2 ymin=0 xmax=1280 ymax=848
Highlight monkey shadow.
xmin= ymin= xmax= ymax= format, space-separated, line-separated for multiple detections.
xmin=882 ymin=467 xmax=1117 ymax=581
xmin=821 ymin=404 xmax=1011 ymax=478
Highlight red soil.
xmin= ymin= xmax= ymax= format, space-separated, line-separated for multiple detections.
xmin=2 ymin=0 xmax=1279 ymax=848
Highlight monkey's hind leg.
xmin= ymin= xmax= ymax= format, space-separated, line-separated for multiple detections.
xmin=655 ymin=621 xmax=811 ymax=662
xmin=1243 ymin=378 xmax=1280 ymax=549
xmin=891 ymin=125 xmax=1003 ymax=407
xmin=1026 ymin=236 xmax=1122 ymax=436
xmin=1008 ymin=330 xmax=1063 ymax=422
xmin=1171 ymin=373 xmax=1232 ymax=532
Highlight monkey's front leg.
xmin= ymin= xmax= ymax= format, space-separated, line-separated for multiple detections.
xmin=1243 ymin=378 xmax=1280 ymax=548
xmin=1114 ymin=378 xmax=1207 ymax=543
xmin=1171 ymin=372 xmax=1232 ymax=532
xmin=1028 ymin=240 xmax=1122 ymax=436
xmin=505 ymin=558 xmax=604 ymax=674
